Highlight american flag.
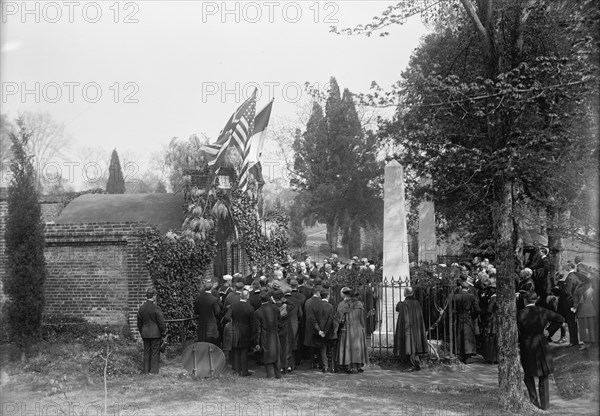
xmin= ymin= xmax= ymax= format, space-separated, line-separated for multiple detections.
xmin=208 ymin=89 xmax=257 ymax=168
xmin=239 ymin=99 xmax=273 ymax=192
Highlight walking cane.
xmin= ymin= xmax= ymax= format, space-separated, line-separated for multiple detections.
xmin=208 ymin=344 xmax=214 ymax=378
xmin=192 ymin=343 xmax=197 ymax=378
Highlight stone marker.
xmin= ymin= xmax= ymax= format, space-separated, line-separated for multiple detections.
xmin=418 ymin=176 xmax=437 ymax=264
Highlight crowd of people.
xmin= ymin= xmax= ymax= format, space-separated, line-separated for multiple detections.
xmin=135 ymin=249 xmax=598 ymax=408
xmin=438 ymin=250 xmax=598 ymax=410
xmin=193 ymin=257 xmax=374 ymax=378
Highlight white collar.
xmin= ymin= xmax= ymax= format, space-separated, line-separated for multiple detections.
xmin=525 ymin=303 xmax=536 ymax=307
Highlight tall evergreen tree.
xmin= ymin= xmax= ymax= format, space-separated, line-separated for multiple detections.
xmin=292 ymin=78 xmax=383 ymax=253
xmin=106 ymin=149 xmax=125 ymax=194
xmin=5 ymin=118 xmax=48 ymax=352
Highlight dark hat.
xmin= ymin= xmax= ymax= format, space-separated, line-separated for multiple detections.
xmin=235 ymin=281 xmax=245 ymax=289
xmin=272 ymin=289 xmax=284 ymax=300
xmin=260 ymin=293 xmax=270 ymax=303
xmin=252 ymin=280 xmax=261 ymax=290
xmin=313 ymin=278 xmax=322 ymax=286
xmin=341 ymin=287 xmax=352 ymax=296
xmin=146 ymin=287 xmax=156 ymax=298
xmin=290 ymin=279 xmax=299 ymax=287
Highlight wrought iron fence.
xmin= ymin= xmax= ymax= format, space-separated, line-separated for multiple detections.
xmin=165 ymin=277 xmax=464 ymax=361
xmin=328 ymin=277 xmax=460 ymax=359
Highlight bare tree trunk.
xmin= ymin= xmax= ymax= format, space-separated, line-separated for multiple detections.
xmin=494 ymin=180 xmax=528 ymax=412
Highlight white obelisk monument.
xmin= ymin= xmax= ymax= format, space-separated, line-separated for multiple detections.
xmin=378 ymin=160 xmax=410 ymax=345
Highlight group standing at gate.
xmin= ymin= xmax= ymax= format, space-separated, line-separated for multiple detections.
xmin=136 ymin=252 xmax=597 ymax=411
xmin=191 ymin=263 xmax=370 ymax=378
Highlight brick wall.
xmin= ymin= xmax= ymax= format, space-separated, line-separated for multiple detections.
xmin=44 ymin=222 xmax=154 ymax=335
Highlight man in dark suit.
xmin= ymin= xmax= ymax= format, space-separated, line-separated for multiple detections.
xmin=254 ymin=294 xmax=282 ymax=379
xmin=224 ymin=290 xmax=255 ymax=376
xmin=309 ymin=289 xmax=336 ymax=372
xmin=194 ymin=282 xmax=221 ymax=346
xmin=298 ymin=277 xmax=314 ymax=300
xmin=303 ymin=283 xmax=322 ymax=368
xmin=245 ymin=265 xmax=260 ymax=286
xmin=308 ymin=261 xmax=319 ymax=280
xmin=289 ymin=279 xmax=306 ymax=365
xmin=518 ymin=291 xmax=565 ymax=410
xmin=249 ymin=280 xmax=263 ymax=310
xmin=137 ymin=288 xmax=166 ymax=374
xmin=224 ymin=281 xmax=244 ymax=312
xmin=529 ymin=247 xmax=552 ymax=303
xmin=284 ymin=288 xmax=303 ymax=370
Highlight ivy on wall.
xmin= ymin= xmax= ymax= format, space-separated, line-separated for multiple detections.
xmin=139 ymin=228 xmax=216 ymax=341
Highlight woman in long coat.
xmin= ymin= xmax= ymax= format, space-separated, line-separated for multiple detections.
xmin=272 ymin=290 xmax=295 ymax=372
xmin=335 ymin=288 xmax=369 ymax=373
xmin=393 ymin=287 xmax=427 ymax=370
xmin=453 ymin=281 xmax=480 ymax=363
xmin=573 ymin=274 xmax=597 ymax=350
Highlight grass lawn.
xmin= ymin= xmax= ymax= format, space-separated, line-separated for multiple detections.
xmin=1 ymin=338 xmax=598 ymax=416
xmin=552 ymin=343 xmax=599 ymax=400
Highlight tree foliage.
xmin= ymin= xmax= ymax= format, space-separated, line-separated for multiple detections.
xmin=4 ymin=117 xmax=48 ymax=351
xmin=106 ymin=149 xmax=125 ymax=194
xmin=334 ymin=0 xmax=599 ymax=411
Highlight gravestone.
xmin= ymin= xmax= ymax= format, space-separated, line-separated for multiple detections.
xmin=418 ymin=176 xmax=437 ymax=263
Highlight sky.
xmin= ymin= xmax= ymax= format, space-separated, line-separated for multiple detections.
xmin=1 ymin=1 xmax=429 ymax=189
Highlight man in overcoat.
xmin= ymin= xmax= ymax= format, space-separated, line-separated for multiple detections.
xmin=137 ymin=288 xmax=166 ymax=374
xmin=289 ymin=279 xmax=306 ymax=365
xmin=518 ymin=291 xmax=565 ymax=410
xmin=284 ymin=287 xmax=303 ymax=370
xmin=309 ymin=289 xmax=336 ymax=372
xmin=194 ymin=282 xmax=221 ymax=346
xmin=303 ymin=284 xmax=322 ymax=368
xmin=224 ymin=289 xmax=254 ymax=376
xmin=254 ymin=293 xmax=282 ymax=378
xmin=453 ymin=281 xmax=480 ymax=363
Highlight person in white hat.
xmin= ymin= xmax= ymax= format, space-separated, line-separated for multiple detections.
xmin=219 ymin=275 xmax=233 ymax=304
